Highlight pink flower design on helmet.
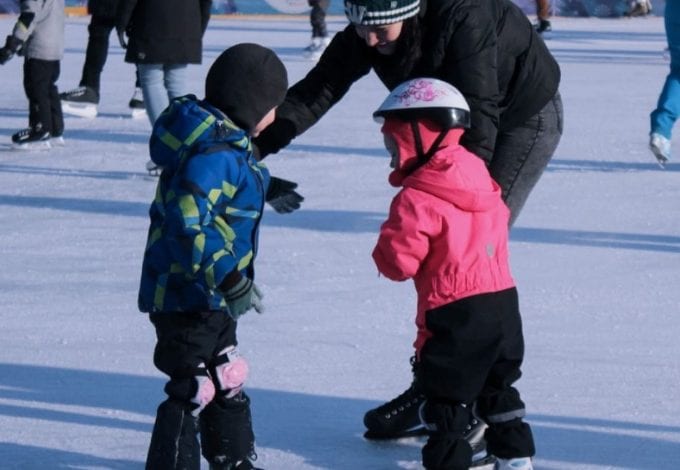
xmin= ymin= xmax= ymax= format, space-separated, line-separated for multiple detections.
xmin=396 ymin=79 xmax=447 ymax=107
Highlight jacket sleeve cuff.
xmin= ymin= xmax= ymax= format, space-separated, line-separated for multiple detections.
xmin=219 ymin=269 xmax=243 ymax=292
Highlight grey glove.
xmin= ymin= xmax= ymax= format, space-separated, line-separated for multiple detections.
xmin=222 ymin=276 xmax=264 ymax=320
xmin=0 ymin=35 xmax=23 ymax=65
xmin=266 ymin=176 xmax=304 ymax=214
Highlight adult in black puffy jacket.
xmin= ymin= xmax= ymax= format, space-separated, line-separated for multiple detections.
xmin=256 ymin=0 xmax=562 ymax=228
xmin=116 ymin=0 xmax=212 ymax=125
xmin=253 ymin=0 xmax=562 ymax=456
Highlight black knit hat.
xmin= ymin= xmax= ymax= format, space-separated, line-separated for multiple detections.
xmin=344 ymin=0 xmax=420 ymax=25
xmin=205 ymin=43 xmax=288 ymax=132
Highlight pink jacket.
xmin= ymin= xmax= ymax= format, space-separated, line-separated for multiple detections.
xmin=373 ymin=120 xmax=515 ymax=352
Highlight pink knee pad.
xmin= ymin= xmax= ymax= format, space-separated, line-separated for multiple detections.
xmin=215 ymin=346 xmax=249 ymax=398
xmin=191 ymin=364 xmax=216 ymax=416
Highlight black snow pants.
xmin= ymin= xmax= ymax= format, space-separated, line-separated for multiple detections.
xmin=147 ymin=311 xmax=255 ymax=470
xmin=417 ymin=288 xmax=535 ymax=470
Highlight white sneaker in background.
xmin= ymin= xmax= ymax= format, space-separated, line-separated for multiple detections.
xmin=649 ymin=132 xmax=671 ymax=168
xmin=496 ymin=457 xmax=533 ymax=470
xmin=303 ymin=36 xmax=330 ymax=60
xmin=145 ymin=159 xmax=162 ymax=176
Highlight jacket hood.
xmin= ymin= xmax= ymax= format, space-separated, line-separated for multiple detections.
xmin=149 ymin=95 xmax=251 ymax=171
xmin=382 ymin=118 xmax=501 ymax=212
xmin=403 ymin=148 xmax=503 ymax=212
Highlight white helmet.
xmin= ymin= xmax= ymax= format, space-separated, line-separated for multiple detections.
xmin=373 ymin=78 xmax=470 ymax=129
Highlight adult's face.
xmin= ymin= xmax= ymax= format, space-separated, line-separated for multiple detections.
xmin=251 ymin=107 xmax=277 ymax=137
xmin=353 ymin=22 xmax=404 ymax=55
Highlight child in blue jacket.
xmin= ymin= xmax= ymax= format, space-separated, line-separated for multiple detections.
xmin=137 ymin=43 xmax=288 ymax=470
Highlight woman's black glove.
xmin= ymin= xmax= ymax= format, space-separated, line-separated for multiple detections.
xmin=266 ymin=177 xmax=304 ymax=214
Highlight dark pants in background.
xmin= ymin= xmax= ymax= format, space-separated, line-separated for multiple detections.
xmin=309 ymin=0 xmax=330 ymax=38
xmin=23 ymin=58 xmax=63 ymax=136
xmin=535 ymin=0 xmax=551 ymax=21
xmin=80 ymin=14 xmax=140 ymax=94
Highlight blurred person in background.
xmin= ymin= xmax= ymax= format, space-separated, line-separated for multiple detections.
xmin=649 ymin=0 xmax=678 ymax=167
xmin=60 ymin=0 xmax=144 ymax=119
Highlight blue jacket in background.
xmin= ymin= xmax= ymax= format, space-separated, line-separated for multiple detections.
xmin=138 ymin=95 xmax=270 ymax=314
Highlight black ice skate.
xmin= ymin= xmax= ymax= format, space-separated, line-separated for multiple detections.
xmin=60 ymin=86 xmax=99 ymax=118
xmin=363 ymin=358 xmax=488 ymax=455
xmin=11 ymin=126 xmax=51 ymax=150
xmin=535 ymin=19 xmax=552 ymax=34
xmin=363 ymin=381 xmax=428 ymax=439
xmin=129 ymin=87 xmax=147 ymax=119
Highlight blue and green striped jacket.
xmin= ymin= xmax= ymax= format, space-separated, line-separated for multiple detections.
xmin=138 ymin=95 xmax=270 ymax=313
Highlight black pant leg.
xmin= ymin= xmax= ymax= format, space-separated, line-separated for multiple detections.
xmin=49 ymin=61 xmax=64 ymax=137
xmin=80 ymin=14 xmax=115 ymax=93
xmin=309 ymin=0 xmax=329 ymax=37
xmin=475 ymin=289 xmax=536 ymax=459
xmin=418 ymin=292 xmax=511 ymax=403
xmin=23 ymin=59 xmax=57 ymax=133
xmin=150 ymin=311 xmax=237 ymax=404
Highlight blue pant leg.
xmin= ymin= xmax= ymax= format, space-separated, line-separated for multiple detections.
xmin=137 ymin=63 xmax=167 ymax=126
xmin=137 ymin=63 xmax=187 ymax=126
xmin=650 ymin=1 xmax=680 ymax=138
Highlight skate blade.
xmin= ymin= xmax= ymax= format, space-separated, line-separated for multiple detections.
xmin=61 ymin=101 xmax=98 ymax=118
xmin=649 ymin=148 xmax=669 ymax=169
xmin=655 ymin=156 xmax=668 ymax=169
xmin=130 ymin=107 xmax=147 ymax=119
xmin=12 ymin=140 xmax=51 ymax=151
xmin=364 ymin=428 xmax=428 ymax=440
xmin=470 ymin=454 xmax=497 ymax=469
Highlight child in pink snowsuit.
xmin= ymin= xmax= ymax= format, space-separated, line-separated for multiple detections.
xmin=372 ymin=78 xmax=535 ymax=470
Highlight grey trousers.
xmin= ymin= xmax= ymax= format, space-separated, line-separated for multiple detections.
xmin=489 ymin=92 xmax=563 ymax=227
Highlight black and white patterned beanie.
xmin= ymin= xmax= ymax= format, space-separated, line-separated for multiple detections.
xmin=344 ymin=0 xmax=421 ymax=25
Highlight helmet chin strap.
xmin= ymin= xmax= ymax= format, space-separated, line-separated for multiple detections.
xmin=403 ymin=121 xmax=449 ymax=174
